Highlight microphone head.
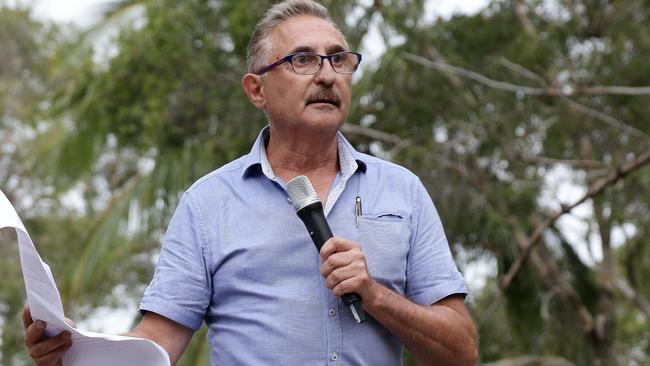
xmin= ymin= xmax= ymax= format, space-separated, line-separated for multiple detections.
xmin=286 ymin=175 xmax=321 ymax=212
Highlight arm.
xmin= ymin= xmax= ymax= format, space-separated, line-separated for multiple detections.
xmin=364 ymin=284 xmax=477 ymax=366
xmin=127 ymin=312 xmax=194 ymax=366
xmin=22 ymin=305 xmax=193 ymax=366
xmin=320 ymin=237 xmax=478 ymax=366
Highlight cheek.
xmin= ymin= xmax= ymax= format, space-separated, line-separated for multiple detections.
xmin=265 ymin=85 xmax=290 ymax=108
xmin=271 ymin=80 xmax=302 ymax=102
xmin=339 ymin=78 xmax=352 ymax=97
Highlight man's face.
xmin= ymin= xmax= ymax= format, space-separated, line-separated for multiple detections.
xmin=260 ymin=15 xmax=353 ymax=133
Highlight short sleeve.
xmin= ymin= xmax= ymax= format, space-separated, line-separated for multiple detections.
xmin=405 ymin=179 xmax=467 ymax=305
xmin=139 ymin=192 xmax=212 ymax=331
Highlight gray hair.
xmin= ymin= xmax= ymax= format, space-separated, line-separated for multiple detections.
xmin=246 ymin=0 xmax=346 ymax=73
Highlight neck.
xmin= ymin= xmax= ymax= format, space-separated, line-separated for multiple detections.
xmin=266 ymin=125 xmax=339 ymax=202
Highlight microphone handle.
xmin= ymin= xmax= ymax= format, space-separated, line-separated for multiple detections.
xmin=297 ymin=204 xmax=365 ymax=323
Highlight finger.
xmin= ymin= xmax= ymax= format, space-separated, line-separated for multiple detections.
xmin=331 ymin=276 xmax=367 ymax=298
xmin=30 ymin=331 xmax=72 ymax=361
xmin=325 ymin=264 xmax=361 ymax=290
xmin=319 ymin=237 xmax=359 ymax=261
xmin=319 ymin=237 xmax=339 ymax=261
xmin=320 ymin=251 xmax=353 ymax=278
xmin=34 ymin=335 xmax=72 ymax=366
xmin=320 ymin=247 xmax=366 ymax=278
xmin=64 ymin=318 xmax=76 ymax=328
xmin=325 ymin=256 xmax=368 ymax=288
xmin=24 ymin=320 xmax=46 ymax=346
xmin=22 ymin=304 xmax=33 ymax=330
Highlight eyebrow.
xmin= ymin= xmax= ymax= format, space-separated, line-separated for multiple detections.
xmin=288 ymin=44 xmax=347 ymax=55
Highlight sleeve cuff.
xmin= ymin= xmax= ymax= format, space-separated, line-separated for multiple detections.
xmin=139 ymin=299 xmax=204 ymax=331
xmin=408 ymin=279 xmax=468 ymax=305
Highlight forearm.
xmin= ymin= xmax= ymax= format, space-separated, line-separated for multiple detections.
xmin=125 ymin=312 xmax=194 ymax=366
xmin=363 ymin=281 xmax=478 ymax=366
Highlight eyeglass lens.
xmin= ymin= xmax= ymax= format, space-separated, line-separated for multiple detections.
xmin=291 ymin=52 xmax=359 ymax=74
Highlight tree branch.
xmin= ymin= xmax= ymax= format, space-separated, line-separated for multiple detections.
xmin=403 ymin=52 xmax=548 ymax=95
xmin=579 ymin=85 xmax=650 ymax=95
xmin=521 ymin=155 xmax=608 ymax=169
xmin=500 ymin=149 xmax=650 ymax=290
xmin=514 ymin=1 xmax=535 ymax=36
xmin=404 ymin=52 xmax=650 ymax=96
xmin=615 ymin=278 xmax=650 ymax=321
xmin=403 ymin=52 xmax=650 ymax=139
xmin=498 ymin=57 xmax=547 ymax=85
xmin=561 ymin=97 xmax=648 ymax=140
xmin=624 ymin=236 xmax=643 ymax=289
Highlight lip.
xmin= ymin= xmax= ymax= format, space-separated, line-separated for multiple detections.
xmin=306 ymin=102 xmax=339 ymax=111
xmin=306 ymin=100 xmax=340 ymax=108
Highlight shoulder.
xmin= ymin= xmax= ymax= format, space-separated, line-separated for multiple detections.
xmin=357 ymin=151 xmax=421 ymax=185
xmin=184 ymin=155 xmax=249 ymax=198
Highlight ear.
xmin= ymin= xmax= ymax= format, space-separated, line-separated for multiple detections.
xmin=242 ymin=73 xmax=266 ymax=109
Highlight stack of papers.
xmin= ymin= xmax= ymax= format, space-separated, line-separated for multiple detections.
xmin=0 ymin=190 xmax=170 ymax=366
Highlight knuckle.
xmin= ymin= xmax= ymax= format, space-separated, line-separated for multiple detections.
xmin=319 ymin=265 xmax=327 ymax=276
xmin=325 ymin=255 xmax=337 ymax=268
xmin=356 ymin=260 xmax=366 ymax=271
xmin=329 ymin=271 xmax=340 ymax=284
xmin=359 ymin=272 xmax=370 ymax=283
xmin=332 ymin=286 xmax=342 ymax=297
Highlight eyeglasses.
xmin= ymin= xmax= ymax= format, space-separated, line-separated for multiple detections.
xmin=255 ymin=51 xmax=362 ymax=75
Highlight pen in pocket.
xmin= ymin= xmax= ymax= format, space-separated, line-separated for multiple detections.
xmin=355 ymin=196 xmax=362 ymax=228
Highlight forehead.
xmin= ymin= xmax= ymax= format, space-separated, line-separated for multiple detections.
xmin=268 ymin=15 xmax=347 ymax=58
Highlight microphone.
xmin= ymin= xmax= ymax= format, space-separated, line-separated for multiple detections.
xmin=287 ymin=175 xmax=366 ymax=324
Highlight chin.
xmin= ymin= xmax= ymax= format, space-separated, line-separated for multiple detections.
xmin=303 ymin=116 xmax=344 ymax=133
xmin=303 ymin=110 xmax=346 ymax=129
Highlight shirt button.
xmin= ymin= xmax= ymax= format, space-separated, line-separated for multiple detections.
xmin=331 ymin=353 xmax=338 ymax=361
xmin=328 ymin=308 xmax=335 ymax=316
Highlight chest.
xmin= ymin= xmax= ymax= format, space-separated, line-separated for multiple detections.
xmin=205 ymin=183 xmax=414 ymax=299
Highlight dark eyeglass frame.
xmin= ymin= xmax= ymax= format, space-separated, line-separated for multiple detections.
xmin=254 ymin=51 xmax=362 ymax=75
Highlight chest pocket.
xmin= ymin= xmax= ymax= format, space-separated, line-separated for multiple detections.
xmin=358 ymin=213 xmax=411 ymax=295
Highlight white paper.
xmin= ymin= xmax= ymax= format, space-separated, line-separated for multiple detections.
xmin=0 ymin=190 xmax=170 ymax=366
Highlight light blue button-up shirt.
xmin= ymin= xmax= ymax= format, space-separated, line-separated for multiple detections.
xmin=140 ymin=127 xmax=467 ymax=365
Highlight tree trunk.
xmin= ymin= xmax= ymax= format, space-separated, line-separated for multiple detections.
xmin=593 ymin=198 xmax=618 ymax=366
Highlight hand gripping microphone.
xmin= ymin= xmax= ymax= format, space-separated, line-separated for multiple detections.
xmin=286 ymin=175 xmax=366 ymax=324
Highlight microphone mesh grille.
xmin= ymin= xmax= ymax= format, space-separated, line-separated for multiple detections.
xmin=286 ymin=175 xmax=321 ymax=212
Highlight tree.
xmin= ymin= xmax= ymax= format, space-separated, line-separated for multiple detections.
xmin=1 ymin=1 xmax=649 ymax=365
xmin=344 ymin=1 xmax=650 ymax=364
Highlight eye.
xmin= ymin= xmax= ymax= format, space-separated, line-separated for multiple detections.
xmin=293 ymin=54 xmax=315 ymax=66
xmin=330 ymin=54 xmax=343 ymax=65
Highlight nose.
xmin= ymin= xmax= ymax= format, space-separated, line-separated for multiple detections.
xmin=314 ymin=58 xmax=336 ymax=86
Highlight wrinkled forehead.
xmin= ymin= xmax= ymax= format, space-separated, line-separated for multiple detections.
xmin=267 ymin=15 xmax=349 ymax=60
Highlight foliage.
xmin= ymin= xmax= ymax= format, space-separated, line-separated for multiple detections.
xmin=1 ymin=1 xmax=650 ymax=365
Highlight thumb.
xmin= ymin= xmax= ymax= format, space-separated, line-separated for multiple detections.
xmin=64 ymin=317 xmax=76 ymax=328
xmin=21 ymin=304 xmax=33 ymax=330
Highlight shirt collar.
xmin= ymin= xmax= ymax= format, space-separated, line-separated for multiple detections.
xmin=242 ymin=126 xmax=367 ymax=179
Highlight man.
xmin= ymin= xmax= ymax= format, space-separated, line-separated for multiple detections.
xmin=23 ymin=0 xmax=478 ymax=365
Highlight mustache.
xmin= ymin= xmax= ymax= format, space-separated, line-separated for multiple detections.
xmin=305 ymin=88 xmax=341 ymax=107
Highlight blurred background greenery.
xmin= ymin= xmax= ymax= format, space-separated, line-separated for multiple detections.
xmin=1 ymin=0 xmax=650 ymax=365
